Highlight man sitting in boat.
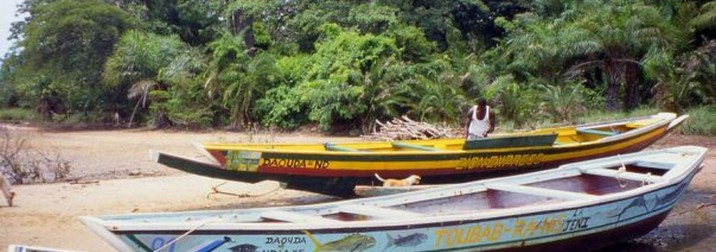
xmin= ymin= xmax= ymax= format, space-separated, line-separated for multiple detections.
xmin=465 ymin=98 xmax=496 ymax=140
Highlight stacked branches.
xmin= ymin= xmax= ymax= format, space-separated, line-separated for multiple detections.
xmin=363 ymin=116 xmax=460 ymax=141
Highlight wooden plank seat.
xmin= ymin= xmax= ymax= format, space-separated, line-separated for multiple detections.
xmin=260 ymin=210 xmax=340 ymax=223
xmin=391 ymin=142 xmax=441 ymax=151
xmin=485 ymin=182 xmax=597 ymax=200
xmin=633 ymin=161 xmax=674 ymax=170
xmin=581 ymin=168 xmax=664 ymax=183
xmin=576 ymin=128 xmax=618 ymax=136
xmin=337 ymin=205 xmax=424 ymax=218
xmin=324 ymin=143 xmax=362 ymax=152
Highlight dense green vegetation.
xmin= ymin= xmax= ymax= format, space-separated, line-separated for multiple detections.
xmin=1 ymin=0 xmax=714 ymax=134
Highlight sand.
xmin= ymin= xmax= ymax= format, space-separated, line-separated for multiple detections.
xmin=0 ymin=126 xmax=714 ymax=251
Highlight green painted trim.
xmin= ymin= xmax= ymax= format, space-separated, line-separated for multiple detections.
xmin=576 ymin=128 xmax=618 ymax=136
xmin=228 ymin=123 xmax=665 ymax=163
xmin=391 ymin=141 xmax=441 ymax=151
xmin=324 ymin=143 xmax=361 ymax=152
xmin=463 ymin=133 xmax=558 ymax=150
xmin=260 ymin=129 xmax=654 ymax=162
xmin=127 ymin=234 xmax=153 ymax=251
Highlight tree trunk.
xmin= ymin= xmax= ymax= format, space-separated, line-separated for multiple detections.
xmin=152 ymin=110 xmax=172 ymax=129
xmin=623 ymin=61 xmax=640 ymax=110
xmin=231 ymin=9 xmax=255 ymax=51
xmin=604 ymin=59 xmax=621 ymax=111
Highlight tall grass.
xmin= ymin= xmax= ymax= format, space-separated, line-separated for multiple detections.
xmin=574 ymin=107 xmax=660 ymax=124
xmin=679 ymin=105 xmax=716 ymax=136
xmin=0 ymin=108 xmax=35 ymax=121
xmin=531 ymin=106 xmax=714 ymax=136
xmin=496 ymin=107 xmax=662 ymax=132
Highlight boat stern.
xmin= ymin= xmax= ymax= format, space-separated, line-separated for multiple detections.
xmin=78 ymin=216 xmax=135 ymax=252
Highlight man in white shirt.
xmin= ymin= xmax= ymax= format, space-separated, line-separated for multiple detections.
xmin=464 ymin=98 xmax=496 ymax=140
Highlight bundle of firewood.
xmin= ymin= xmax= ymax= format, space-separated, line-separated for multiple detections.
xmin=362 ymin=116 xmax=460 ymax=141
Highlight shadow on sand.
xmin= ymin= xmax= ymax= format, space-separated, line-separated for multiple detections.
xmin=599 ymin=223 xmax=714 ymax=252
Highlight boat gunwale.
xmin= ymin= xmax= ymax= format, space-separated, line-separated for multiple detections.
xmin=204 ymin=121 xmax=672 ymax=164
xmin=91 ymin=176 xmax=695 ymax=232
xmin=107 ymin=197 xmax=681 ymax=237
xmin=202 ymin=113 xmax=675 ymax=156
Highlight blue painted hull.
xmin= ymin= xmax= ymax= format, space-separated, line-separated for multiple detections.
xmin=81 ymin=146 xmax=707 ymax=252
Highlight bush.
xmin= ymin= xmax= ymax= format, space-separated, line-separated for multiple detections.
xmin=679 ymin=105 xmax=716 ymax=136
xmin=0 ymin=128 xmax=72 ymax=184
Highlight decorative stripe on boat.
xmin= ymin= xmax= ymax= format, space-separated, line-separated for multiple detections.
xmin=485 ymin=182 xmax=598 ymax=200
xmin=391 ymin=142 xmax=441 ymax=151
xmin=576 ymin=128 xmax=618 ymax=136
xmin=581 ymin=168 xmax=664 ymax=183
xmin=260 ymin=127 xmax=666 ymax=162
xmin=260 ymin=210 xmax=340 ymax=223
xmin=337 ymin=205 xmax=424 ymax=218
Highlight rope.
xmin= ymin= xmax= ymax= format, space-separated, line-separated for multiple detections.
xmin=152 ymin=217 xmax=222 ymax=252
xmin=616 ymin=154 xmax=628 ymax=188
xmin=642 ymin=172 xmax=652 ymax=187
xmin=206 ymin=182 xmax=282 ymax=198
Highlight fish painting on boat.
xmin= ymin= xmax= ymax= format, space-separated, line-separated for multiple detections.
xmin=227 ymin=243 xmax=257 ymax=252
xmin=153 ymin=112 xmax=689 ymax=197
xmin=305 ymin=232 xmax=376 ymax=251
xmin=82 ymin=146 xmax=707 ymax=252
xmin=384 ymin=232 xmax=428 ymax=250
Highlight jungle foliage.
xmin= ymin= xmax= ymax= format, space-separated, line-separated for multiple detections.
xmin=1 ymin=0 xmax=715 ymax=134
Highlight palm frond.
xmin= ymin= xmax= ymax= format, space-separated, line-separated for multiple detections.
xmin=128 ymin=79 xmax=158 ymax=108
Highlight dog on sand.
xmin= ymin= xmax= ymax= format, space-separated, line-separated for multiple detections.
xmin=374 ymin=173 xmax=421 ymax=187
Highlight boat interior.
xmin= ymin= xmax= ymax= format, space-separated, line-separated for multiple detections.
xmin=257 ymin=157 xmax=677 ymax=223
xmin=205 ymin=117 xmax=663 ymax=153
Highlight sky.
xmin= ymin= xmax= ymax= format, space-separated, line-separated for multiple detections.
xmin=1 ymin=0 xmax=26 ymax=59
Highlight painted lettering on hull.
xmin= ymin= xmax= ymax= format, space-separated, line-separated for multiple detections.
xmin=456 ymin=153 xmax=545 ymax=169
xmin=265 ymin=236 xmax=307 ymax=245
xmin=433 ymin=214 xmax=591 ymax=248
xmin=261 ymin=158 xmax=330 ymax=169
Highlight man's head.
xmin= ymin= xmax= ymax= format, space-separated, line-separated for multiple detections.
xmin=477 ymin=98 xmax=487 ymax=108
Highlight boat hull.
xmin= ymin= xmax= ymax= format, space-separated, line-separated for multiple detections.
xmin=217 ymin=126 xmax=667 ymax=178
xmin=83 ymin=168 xmax=698 ymax=252
xmin=84 ymin=146 xmax=707 ymax=252
xmin=158 ymin=113 xmax=684 ymax=196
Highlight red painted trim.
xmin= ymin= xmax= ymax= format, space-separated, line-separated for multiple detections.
xmin=208 ymin=150 xmax=227 ymax=166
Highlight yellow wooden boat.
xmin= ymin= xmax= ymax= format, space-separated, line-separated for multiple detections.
xmin=154 ymin=112 xmax=687 ymax=196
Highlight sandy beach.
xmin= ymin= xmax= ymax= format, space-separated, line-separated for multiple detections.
xmin=0 ymin=126 xmax=714 ymax=251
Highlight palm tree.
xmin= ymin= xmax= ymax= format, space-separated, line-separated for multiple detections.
xmin=413 ymin=74 xmax=468 ymax=125
xmin=125 ymin=79 xmax=159 ymax=128
xmin=535 ymin=82 xmax=589 ymax=123
xmin=359 ymin=58 xmax=413 ymax=133
xmin=205 ymin=32 xmax=276 ymax=130
xmin=482 ymin=74 xmax=537 ymax=128
xmin=102 ymin=30 xmax=186 ymax=128
xmin=690 ymin=1 xmax=716 ymax=33
xmin=204 ymin=32 xmax=248 ymax=101
xmin=502 ymin=15 xmax=598 ymax=85
xmin=566 ymin=1 xmax=679 ymax=111
xmin=222 ymin=53 xmax=277 ymax=130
